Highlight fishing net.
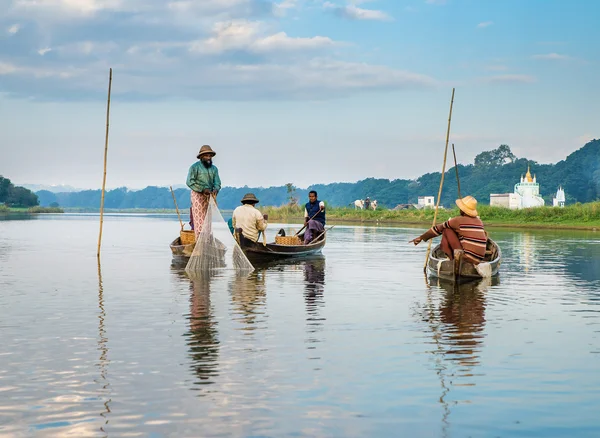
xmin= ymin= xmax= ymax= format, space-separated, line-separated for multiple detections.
xmin=185 ymin=196 xmax=254 ymax=275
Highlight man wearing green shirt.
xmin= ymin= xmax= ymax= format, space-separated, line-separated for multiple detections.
xmin=187 ymin=145 xmax=222 ymax=238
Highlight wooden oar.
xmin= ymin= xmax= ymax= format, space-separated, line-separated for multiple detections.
xmin=169 ymin=185 xmax=184 ymax=230
xmin=294 ymin=209 xmax=322 ymax=236
xmin=314 ymin=225 xmax=334 ymax=241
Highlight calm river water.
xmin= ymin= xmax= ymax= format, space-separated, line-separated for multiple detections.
xmin=1 ymin=214 xmax=599 ymax=437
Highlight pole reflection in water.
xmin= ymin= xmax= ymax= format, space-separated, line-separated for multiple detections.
xmin=228 ymin=271 xmax=267 ymax=335
xmin=181 ymin=270 xmax=221 ymax=390
xmin=302 ymin=256 xmax=326 ymax=363
xmin=420 ymin=275 xmax=498 ymax=438
xmin=96 ymin=260 xmax=111 ymax=435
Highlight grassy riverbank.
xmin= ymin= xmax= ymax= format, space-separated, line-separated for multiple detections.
xmin=1 ymin=206 xmax=64 ymax=213
xmin=261 ymin=203 xmax=600 ymax=230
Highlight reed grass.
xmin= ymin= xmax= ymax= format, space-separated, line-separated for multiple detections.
xmin=28 ymin=206 xmax=65 ymax=213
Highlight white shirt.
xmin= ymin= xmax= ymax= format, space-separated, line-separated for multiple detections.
xmin=232 ymin=204 xmax=267 ymax=242
xmin=304 ymin=201 xmax=325 ymax=218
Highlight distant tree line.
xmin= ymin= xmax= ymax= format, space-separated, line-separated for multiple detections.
xmin=35 ymin=140 xmax=600 ymax=210
xmin=0 ymin=176 xmax=39 ymax=207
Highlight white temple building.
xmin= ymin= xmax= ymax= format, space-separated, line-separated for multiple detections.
xmin=490 ymin=165 xmax=546 ymax=209
xmin=553 ymin=186 xmax=566 ymax=207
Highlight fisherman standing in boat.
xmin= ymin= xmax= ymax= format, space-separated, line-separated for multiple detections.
xmin=409 ymin=195 xmax=487 ymax=266
xmin=232 ymin=193 xmax=268 ymax=242
xmin=304 ymin=190 xmax=326 ymax=244
xmin=186 ymin=145 xmax=221 ymax=239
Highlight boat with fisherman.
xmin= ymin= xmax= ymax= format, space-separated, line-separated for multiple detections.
xmin=426 ymin=238 xmax=502 ymax=283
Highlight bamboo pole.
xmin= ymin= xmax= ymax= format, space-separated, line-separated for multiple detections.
xmin=452 ymin=143 xmax=462 ymax=198
xmin=97 ymin=68 xmax=112 ymax=258
xmin=170 ymin=185 xmax=184 ymax=230
xmin=424 ymin=88 xmax=455 ymax=272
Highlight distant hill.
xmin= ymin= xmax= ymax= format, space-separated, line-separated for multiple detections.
xmin=35 ymin=140 xmax=600 ymax=210
xmin=20 ymin=183 xmax=83 ymax=193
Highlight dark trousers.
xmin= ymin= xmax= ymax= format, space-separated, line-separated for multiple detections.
xmin=440 ymin=228 xmax=463 ymax=260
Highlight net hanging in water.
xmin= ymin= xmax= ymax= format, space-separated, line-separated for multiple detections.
xmin=185 ymin=196 xmax=254 ymax=275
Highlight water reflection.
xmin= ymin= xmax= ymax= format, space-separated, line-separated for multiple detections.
xmin=182 ymin=272 xmax=221 ymax=389
xmin=229 ymin=271 xmax=267 ymax=333
xmin=420 ymin=277 xmax=498 ymax=437
xmin=303 ymin=257 xmax=326 ymax=359
xmin=96 ymin=261 xmax=111 ymax=435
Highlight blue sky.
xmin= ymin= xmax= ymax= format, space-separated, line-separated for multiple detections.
xmin=1 ymin=0 xmax=598 ymax=190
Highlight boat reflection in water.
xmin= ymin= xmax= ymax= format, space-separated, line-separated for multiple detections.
xmin=420 ymin=276 xmax=500 ymax=436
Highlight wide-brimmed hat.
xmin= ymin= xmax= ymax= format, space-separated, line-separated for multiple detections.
xmin=241 ymin=193 xmax=259 ymax=204
xmin=197 ymin=145 xmax=216 ymax=159
xmin=455 ymin=195 xmax=479 ymax=217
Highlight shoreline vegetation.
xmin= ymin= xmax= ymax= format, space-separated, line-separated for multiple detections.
xmin=1 ymin=206 xmax=65 ymax=213
xmin=3 ymin=203 xmax=599 ymax=230
xmin=260 ymin=203 xmax=600 ymax=230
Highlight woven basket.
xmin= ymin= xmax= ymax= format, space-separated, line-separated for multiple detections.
xmin=275 ymin=235 xmax=302 ymax=246
xmin=180 ymin=229 xmax=196 ymax=245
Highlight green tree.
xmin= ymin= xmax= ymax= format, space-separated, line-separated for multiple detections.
xmin=285 ymin=183 xmax=298 ymax=206
xmin=474 ymin=144 xmax=516 ymax=167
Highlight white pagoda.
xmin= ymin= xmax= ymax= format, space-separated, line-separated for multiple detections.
xmin=490 ymin=164 xmax=546 ymax=209
xmin=514 ymin=165 xmax=545 ymax=208
xmin=553 ymin=186 xmax=566 ymax=207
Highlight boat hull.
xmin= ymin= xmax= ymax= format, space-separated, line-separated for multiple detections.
xmin=426 ymin=238 xmax=502 ymax=282
xmin=236 ymin=231 xmax=326 ymax=261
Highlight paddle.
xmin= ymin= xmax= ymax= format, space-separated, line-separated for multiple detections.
xmin=169 ymin=185 xmax=184 ymax=231
xmin=294 ymin=209 xmax=323 ymax=237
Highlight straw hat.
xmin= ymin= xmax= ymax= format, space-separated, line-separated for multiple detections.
xmin=197 ymin=145 xmax=216 ymax=159
xmin=241 ymin=193 xmax=259 ymax=204
xmin=455 ymin=195 xmax=479 ymax=217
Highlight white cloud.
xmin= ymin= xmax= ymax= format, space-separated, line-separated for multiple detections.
xmin=0 ymin=0 xmax=437 ymax=100
xmin=477 ymin=21 xmax=493 ymax=28
xmin=483 ymin=74 xmax=536 ymax=84
xmin=7 ymin=24 xmax=21 ymax=35
xmin=187 ymin=20 xmax=336 ymax=54
xmin=0 ymin=62 xmax=19 ymax=74
xmin=13 ymin=0 xmax=125 ymax=16
xmin=0 ymin=61 xmax=84 ymax=78
xmin=324 ymin=2 xmax=393 ymax=21
xmin=532 ymin=53 xmax=570 ymax=61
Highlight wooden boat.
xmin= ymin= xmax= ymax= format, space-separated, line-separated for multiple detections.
xmin=235 ymin=229 xmax=327 ymax=261
xmin=427 ymin=238 xmax=502 ymax=282
xmin=169 ymin=236 xmax=227 ymax=263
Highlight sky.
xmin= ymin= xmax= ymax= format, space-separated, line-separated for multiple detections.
xmin=1 ymin=0 xmax=599 ymax=190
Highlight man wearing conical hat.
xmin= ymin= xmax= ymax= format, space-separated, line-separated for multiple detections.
xmin=232 ymin=193 xmax=268 ymax=243
xmin=410 ymin=195 xmax=488 ymax=265
xmin=186 ymin=145 xmax=221 ymax=238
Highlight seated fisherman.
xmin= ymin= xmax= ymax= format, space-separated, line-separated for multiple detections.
xmin=232 ymin=193 xmax=268 ymax=242
xmin=304 ymin=190 xmax=326 ymax=244
xmin=409 ymin=195 xmax=487 ymax=265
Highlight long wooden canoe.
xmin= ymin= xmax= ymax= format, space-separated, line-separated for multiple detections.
xmin=235 ymin=229 xmax=326 ymax=260
xmin=427 ymin=238 xmax=502 ymax=282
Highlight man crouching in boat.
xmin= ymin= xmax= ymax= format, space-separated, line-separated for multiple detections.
xmin=304 ymin=190 xmax=326 ymax=244
xmin=186 ymin=145 xmax=221 ymax=239
xmin=409 ymin=195 xmax=487 ymax=266
xmin=232 ymin=193 xmax=268 ymax=242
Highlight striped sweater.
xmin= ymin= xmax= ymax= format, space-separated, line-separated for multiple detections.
xmin=421 ymin=215 xmax=488 ymax=263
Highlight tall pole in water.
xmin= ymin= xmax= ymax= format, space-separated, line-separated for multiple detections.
xmin=97 ymin=68 xmax=112 ymax=258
